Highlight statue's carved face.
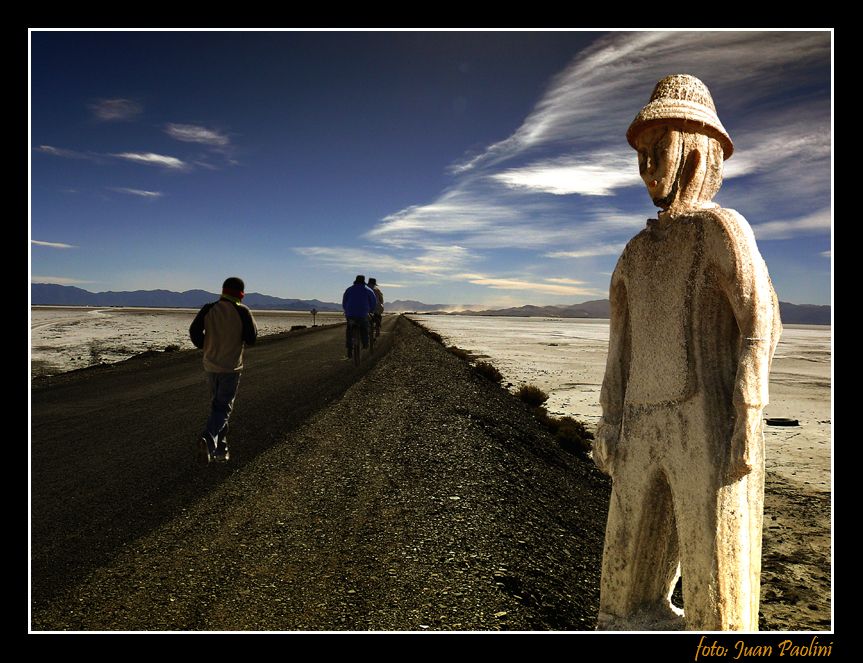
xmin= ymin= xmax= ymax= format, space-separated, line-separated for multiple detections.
xmin=634 ymin=124 xmax=724 ymax=212
xmin=635 ymin=125 xmax=684 ymax=209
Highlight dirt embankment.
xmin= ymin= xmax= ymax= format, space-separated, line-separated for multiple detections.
xmin=30 ymin=316 xmax=829 ymax=631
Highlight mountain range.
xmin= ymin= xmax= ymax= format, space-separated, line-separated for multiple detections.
xmin=32 ymin=284 xmax=831 ymax=325
xmin=31 ymin=284 xmax=342 ymax=312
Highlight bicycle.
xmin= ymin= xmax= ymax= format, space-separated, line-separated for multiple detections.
xmin=349 ymin=319 xmax=362 ymax=366
xmin=368 ymin=313 xmax=376 ymax=354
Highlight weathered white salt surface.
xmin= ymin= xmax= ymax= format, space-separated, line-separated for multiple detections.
xmin=410 ymin=315 xmax=831 ymax=493
xmin=30 ymin=306 xmax=343 ymax=378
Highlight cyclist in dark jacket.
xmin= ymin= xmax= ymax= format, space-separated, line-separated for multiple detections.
xmin=342 ymin=274 xmax=377 ymax=358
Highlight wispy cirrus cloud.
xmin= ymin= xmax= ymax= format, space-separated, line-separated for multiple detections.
xmin=110 ymin=152 xmax=188 ymax=170
xmin=453 ymin=31 xmax=829 ymax=175
xmin=36 ymin=145 xmax=188 ymax=171
xmin=751 ymin=208 xmax=832 ymax=240
xmin=165 ymin=123 xmax=230 ymax=147
xmin=108 ymin=187 xmax=164 ymax=198
xmin=35 ymin=145 xmax=95 ymax=160
xmin=32 ymin=240 xmax=76 ymax=249
xmin=89 ymin=98 xmax=142 ymax=122
xmin=545 ymin=242 xmax=627 ymax=259
xmin=492 ymin=152 xmax=641 ymax=196
xmin=463 ymin=275 xmax=602 ymax=297
xmin=296 ymin=244 xmax=479 ymax=280
xmin=31 ymin=275 xmax=91 ymax=285
xmin=821 ymin=250 xmax=831 ymax=258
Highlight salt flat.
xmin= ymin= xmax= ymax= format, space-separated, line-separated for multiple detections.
xmin=30 ymin=306 xmax=344 ymax=378
xmin=410 ymin=315 xmax=831 ymax=495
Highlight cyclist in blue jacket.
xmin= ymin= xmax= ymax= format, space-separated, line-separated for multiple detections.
xmin=342 ymin=275 xmax=378 ymax=358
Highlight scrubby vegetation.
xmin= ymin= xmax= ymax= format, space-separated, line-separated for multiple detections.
xmin=515 ymin=384 xmax=549 ymax=408
xmin=474 ymin=361 xmax=503 ymax=383
xmin=553 ymin=416 xmax=594 ymax=455
xmin=517 ymin=385 xmax=593 ymax=457
xmin=448 ymin=346 xmax=473 ymax=361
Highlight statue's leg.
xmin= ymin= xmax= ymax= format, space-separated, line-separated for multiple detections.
xmin=597 ymin=410 xmax=684 ymax=630
xmin=670 ymin=405 xmax=765 ymax=631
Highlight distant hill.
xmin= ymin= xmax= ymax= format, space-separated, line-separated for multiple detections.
xmin=451 ymin=299 xmax=611 ymax=319
xmin=31 ymin=284 xmax=831 ymax=325
xmin=427 ymin=298 xmax=830 ymax=325
xmin=31 ymin=283 xmax=342 ymax=312
xmin=387 ymin=299 xmax=453 ymax=312
xmin=778 ymin=302 xmax=831 ymax=326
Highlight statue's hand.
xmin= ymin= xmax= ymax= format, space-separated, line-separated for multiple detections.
xmin=728 ymin=407 xmax=763 ymax=481
xmin=593 ymin=420 xmax=620 ymax=477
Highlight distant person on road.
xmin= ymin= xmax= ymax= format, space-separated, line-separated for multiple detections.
xmin=342 ymin=274 xmax=377 ymax=359
xmin=189 ymin=276 xmax=258 ymax=464
xmin=368 ymin=277 xmax=384 ymax=338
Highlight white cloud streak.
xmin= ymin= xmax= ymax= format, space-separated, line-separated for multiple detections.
xmin=35 ymin=145 xmax=93 ymax=160
xmin=544 ymin=277 xmax=588 ymax=285
xmin=295 ymin=244 xmax=480 ymax=280
xmin=32 ymin=240 xmax=76 ymax=249
xmin=31 ymin=275 xmax=91 ymax=285
xmin=109 ymin=187 xmax=164 ymax=198
xmin=89 ymin=98 xmax=142 ymax=121
xmin=165 ymin=123 xmax=230 ymax=147
xmin=546 ymin=242 xmax=627 ymax=259
xmin=111 ymin=152 xmax=188 ymax=170
xmin=465 ymin=275 xmax=601 ymax=297
xmin=821 ymin=250 xmax=831 ymax=258
xmin=492 ymin=152 xmax=641 ymax=196
xmin=751 ymin=208 xmax=832 ymax=240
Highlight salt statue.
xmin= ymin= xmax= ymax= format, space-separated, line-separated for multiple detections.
xmin=593 ymin=74 xmax=782 ymax=631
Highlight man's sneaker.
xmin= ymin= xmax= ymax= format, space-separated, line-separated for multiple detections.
xmin=197 ymin=434 xmax=215 ymax=465
xmin=213 ymin=424 xmax=231 ymax=462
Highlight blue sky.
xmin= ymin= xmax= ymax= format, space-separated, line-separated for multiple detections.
xmin=30 ymin=29 xmax=832 ymax=307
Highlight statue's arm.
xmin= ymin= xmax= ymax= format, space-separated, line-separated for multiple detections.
xmin=595 ymin=256 xmax=630 ymax=476
xmin=713 ymin=211 xmax=782 ymax=479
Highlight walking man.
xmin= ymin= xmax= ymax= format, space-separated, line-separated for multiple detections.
xmin=190 ymin=276 xmax=258 ymax=464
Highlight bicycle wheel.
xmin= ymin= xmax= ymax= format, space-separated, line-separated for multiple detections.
xmin=352 ymin=325 xmax=361 ymax=366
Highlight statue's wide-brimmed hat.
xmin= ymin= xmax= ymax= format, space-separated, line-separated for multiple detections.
xmin=627 ymin=74 xmax=734 ymax=159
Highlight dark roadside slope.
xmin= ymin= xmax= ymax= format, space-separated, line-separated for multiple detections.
xmin=32 ymin=315 xmax=612 ymax=631
xmin=31 ymin=316 xmax=398 ymax=615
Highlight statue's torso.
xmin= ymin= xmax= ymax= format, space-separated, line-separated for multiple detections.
xmin=620 ymin=211 xmax=740 ymax=408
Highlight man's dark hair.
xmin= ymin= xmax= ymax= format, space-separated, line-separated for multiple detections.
xmin=223 ymin=277 xmax=245 ymax=292
xmin=354 ymin=275 xmax=366 ymax=284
